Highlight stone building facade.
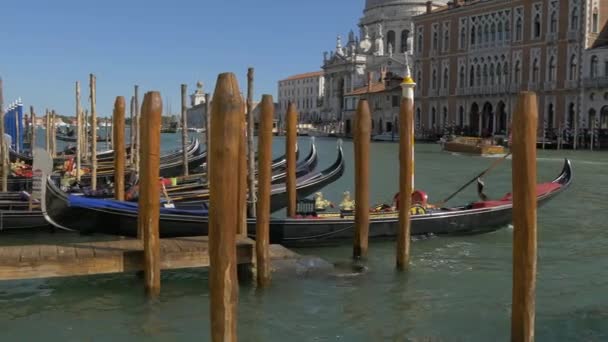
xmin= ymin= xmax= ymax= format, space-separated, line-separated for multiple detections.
xmin=412 ymin=0 xmax=608 ymax=145
xmin=321 ymin=0 xmax=446 ymax=131
xmin=277 ymin=71 xmax=325 ymax=123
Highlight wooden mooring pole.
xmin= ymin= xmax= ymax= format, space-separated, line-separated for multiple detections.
xmin=90 ymin=74 xmax=98 ymax=190
xmin=180 ymin=84 xmax=189 ymax=176
xmin=44 ymin=110 xmax=50 ymax=152
xmin=353 ymin=99 xmax=371 ymax=259
xmin=75 ymin=82 xmax=82 ymax=182
xmin=0 ymin=77 xmax=6 ymax=192
xmin=396 ymin=76 xmax=415 ymax=270
xmin=30 ymin=106 xmax=36 ymax=150
xmin=510 ymin=92 xmax=538 ymax=342
xmin=256 ymin=94 xmax=273 ymax=288
xmin=129 ymin=96 xmax=135 ymax=166
xmin=209 ymin=73 xmax=241 ymax=342
xmin=134 ymin=85 xmax=140 ymax=176
xmin=51 ymin=110 xmax=57 ymax=157
xmin=113 ymin=96 xmax=126 ymax=201
xmin=246 ymin=67 xmax=256 ymax=218
xmin=205 ymin=92 xmax=211 ymax=183
xmin=138 ymin=91 xmax=162 ymax=296
xmin=286 ymin=102 xmax=298 ymax=217
xmin=237 ymin=103 xmax=247 ymax=236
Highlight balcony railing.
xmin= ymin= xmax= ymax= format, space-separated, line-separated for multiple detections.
xmin=583 ymin=77 xmax=608 ymax=88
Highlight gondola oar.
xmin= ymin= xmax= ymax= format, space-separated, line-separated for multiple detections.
xmin=433 ymin=152 xmax=511 ymax=208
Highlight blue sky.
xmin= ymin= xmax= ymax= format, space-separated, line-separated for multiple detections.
xmin=1 ymin=0 xmax=362 ymax=117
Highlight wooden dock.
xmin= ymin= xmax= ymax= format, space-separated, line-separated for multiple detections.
xmin=0 ymin=236 xmax=254 ymax=281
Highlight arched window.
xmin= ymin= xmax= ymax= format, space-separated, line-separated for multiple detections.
xmin=460 ymin=27 xmax=466 ymax=49
xmin=471 ymin=26 xmax=476 ymax=45
xmin=571 ymin=7 xmax=579 ymax=30
xmin=505 ymin=20 xmax=511 ymax=41
xmin=514 ymin=61 xmax=521 ymax=83
xmin=400 ymin=30 xmax=410 ymax=53
xmin=588 ymin=109 xmax=597 ymax=129
xmin=431 ymin=107 xmax=437 ymax=128
xmin=592 ymin=9 xmax=599 ymax=33
xmin=387 ymin=30 xmax=396 ymax=53
xmin=497 ymin=22 xmax=504 ymax=41
xmin=548 ymin=56 xmax=556 ymax=82
xmin=443 ymin=30 xmax=449 ymax=51
xmin=417 ymin=70 xmax=422 ymax=88
xmin=532 ymin=58 xmax=539 ymax=83
xmin=483 ymin=64 xmax=488 ymax=85
xmin=477 ymin=25 xmax=482 ymax=45
xmin=484 ymin=24 xmax=490 ymax=43
xmin=432 ymin=69 xmax=437 ymax=89
xmin=490 ymin=64 xmax=495 ymax=85
xmin=491 ymin=23 xmax=496 ymax=42
xmin=469 ymin=65 xmax=475 ymax=87
xmin=533 ymin=14 xmax=541 ymax=38
xmin=504 ymin=61 xmax=509 ymax=83
xmin=442 ymin=107 xmax=448 ymax=127
xmin=459 ymin=106 xmax=465 ymax=127
xmin=547 ymin=104 xmax=555 ymax=129
xmin=443 ymin=67 xmax=449 ymax=89
xmin=516 ymin=18 xmax=523 ymax=40
xmin=550 ymin=11 xmax=558 ymax=33
xmin=497 ymin=63 xmax=502 ymax=84
xmin=591 ymin=56 xmax=599 ymax=78
xmin=569 ymin=54 xmax=577 ymax=80
xmin=417 ymin=33 xmax=423 ymax=53
xmin=460 ymin=66 xmax=466 ymax=88
xmin=476 ymin=65 xmax=481 ymax=86
xmin=433 ymin=30 xmax=438 ymax=50
xmin=416 ymin=108 xmax=421 ymax=128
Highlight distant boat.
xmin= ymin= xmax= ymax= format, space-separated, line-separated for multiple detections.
xmin=372 ymin=132 xmax=399 ymax=142
xmin=441 ymin=136 xmax=506 ymax=156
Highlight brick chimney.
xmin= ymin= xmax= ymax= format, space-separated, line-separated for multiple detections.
xmin=426 ymin=1 xmax=433 ymax=14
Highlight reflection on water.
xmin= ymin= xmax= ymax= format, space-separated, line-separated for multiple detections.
xmin=1 ymin=137 xmax=607 ymax=340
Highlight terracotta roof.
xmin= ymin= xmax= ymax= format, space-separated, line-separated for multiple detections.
xmin=282 ymin=71 xmax=324 ymax=81
xmin=345 ymin=82 xmax=387 ymax=96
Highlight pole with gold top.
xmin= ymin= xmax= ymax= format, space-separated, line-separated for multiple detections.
xmin=396 ymin=54 xmax=416 ymax=270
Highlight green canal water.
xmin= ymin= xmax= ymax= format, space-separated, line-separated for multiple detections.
xmin=1 ymin=134 xmax=607 ymax=341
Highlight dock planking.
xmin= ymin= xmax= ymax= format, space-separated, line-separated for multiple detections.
xmin=0 ymin=236 xmax=254 ymax=281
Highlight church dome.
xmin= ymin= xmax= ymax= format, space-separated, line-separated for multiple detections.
xmin=365 ymin=0 xmax=446 ymax=11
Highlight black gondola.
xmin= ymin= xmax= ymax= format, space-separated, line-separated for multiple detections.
xmin=42 ymin=143 xmax=345 ymax=235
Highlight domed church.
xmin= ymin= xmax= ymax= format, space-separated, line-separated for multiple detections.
xmin=321 ymin=0 xmax=445 ymax=134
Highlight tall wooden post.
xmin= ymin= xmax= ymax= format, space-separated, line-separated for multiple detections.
xmin=134 ymin=85 xmax=140 ymax=175
xmin=30 ymin=106 xmax=36 ymax=150
xmin=256 ymin=94 xmax=273 ymax=288
xmin=76 ymin=82 xmax=82 ymax=182
xmin=205 ymin=92 xmax=211 ymax=180
xmin=0 ymin=77 xmax=6 ymax=192
xmin=129 ymin=96 xmax=135 ymax=165
xmin=511 ymin=92 xmax=538 ymax=342
xmin=181 ymin=84 xmax=189 ymax=176
xmin=83 ymin=109 xmax=89 ymax=160
xmin=246 ymin=67 xmax=256 ymax=217
xmin=286 ymin=102 xmax=298 ymax=217
xmin=353 ymin=99 xmax=371 ymax=259
xmin=44 ymin=110 xmax=50 ymax=152
xmin=138 ymin=91 xmax=162 ymax=296
xmin=113 ymin=97 xmax=126 ymax=201
xmin=51 ymin=110 xmax=57 ymax=157
xmin=90 ymin=74 xmax=98 ymax=190
xmin=237 ymin=104 xmax=247 ymax=236
xmin=209 ymin=72 xmax=241 ymax=342
xmin=397 ymin=75 xmax=416 ymax=270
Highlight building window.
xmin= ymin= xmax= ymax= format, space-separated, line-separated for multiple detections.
xmin=605 ymin=61 xmax=608 ymax=77
xmin=571 ymin=7 xmax=579 ymax=30
xmin=460 ymin=27 xmax=466 ymax=49
xmin=497 ymin=22 xmax=504 ymax=41
xmin=431 ymin=108 xmax=437 ymax=128
xmin=490 ymin=64 xmax=495 ymax=85
xmin=476 ymin=65 xmax=481 ymax=86
xmin=592 ymin=9 xmax=599 ymax=33
xmin=470 ymin=65 xmax=475 ymax=87
xmin=392 ymin=95 xmax=399 ymax=107
xmin=569 ymin=54 xmax=577 ymax=80
xmin=484 ymin=24 xmax=490 ymax=43
xmin=550 ymin=11 xmax=558 ymax=33
xmin=505 ymin=20 xmax=511 ymax=41
xmin=460 ymin=66 xmax=466 ymax=88
xmin=417 ymin=70 xmax=423 ymax=88
xmin=533 ymin=14 xmax=541 ymax=38
xmin=443 ymin=29 xmax=449 ymax=52
xmin=400 ymin=30 xmax=410 ymax=52
xmin=477 ymin=25 xmax=482 ymax=45
xmin=442 ymin=107 xmax=448 ymax=127
xmin=591 ymin=56 xmax=599 ymax=78
xmin=470 ymin=26 xmax=476 ymax=45
xmin=516 ymin=18 xmax=523 ymax=41
xmin=432 ymin=69 xmax=438 ymax=89
xmin=497 ymin=63 xmax=502 ymax=84
xmin=548 ymin=56 xmax=556 ymax=82
xmin=459 ymin=106 xmax=464 ymax=126
xmin=443 ymin=67 xmax=449 ymax=89
xmin=504 ymin=61 xmax=509 ymax=81
xmin=387 ymin=30 xmax=396 ymax=53
xmin=483 ymin=64 xmax=488 ymax=85
xmin=433 ymin=31 xmax=438 ymax=50
xmin=491 ymin=23 xmax=496 ymax=42
xmin=514 ymin=61 xmax=521 ymax=83
xmin=532 ymin=58 xmax=539 ymax=83
xmin=417 ymin=31 xmax=423 ymax=53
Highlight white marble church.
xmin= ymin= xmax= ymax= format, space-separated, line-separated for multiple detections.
xmin=321 ymin=0 xmax=445 ymax=133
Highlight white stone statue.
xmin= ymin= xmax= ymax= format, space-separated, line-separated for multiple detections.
xmin=335 ymin=35 xmax=344 ymax=56
xmin=359 ymin=25 xmax=372 ymax=53
xmin=388 ymin=42 xmax=393 ymax=57
xmin=374 ymin=35 xmax=384 ymax=56
xmin=377 ymin=23 xmax=384 ymax=38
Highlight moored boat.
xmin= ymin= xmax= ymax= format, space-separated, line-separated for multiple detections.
xmin=441 ymin=136 xmax=506 ymax=156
